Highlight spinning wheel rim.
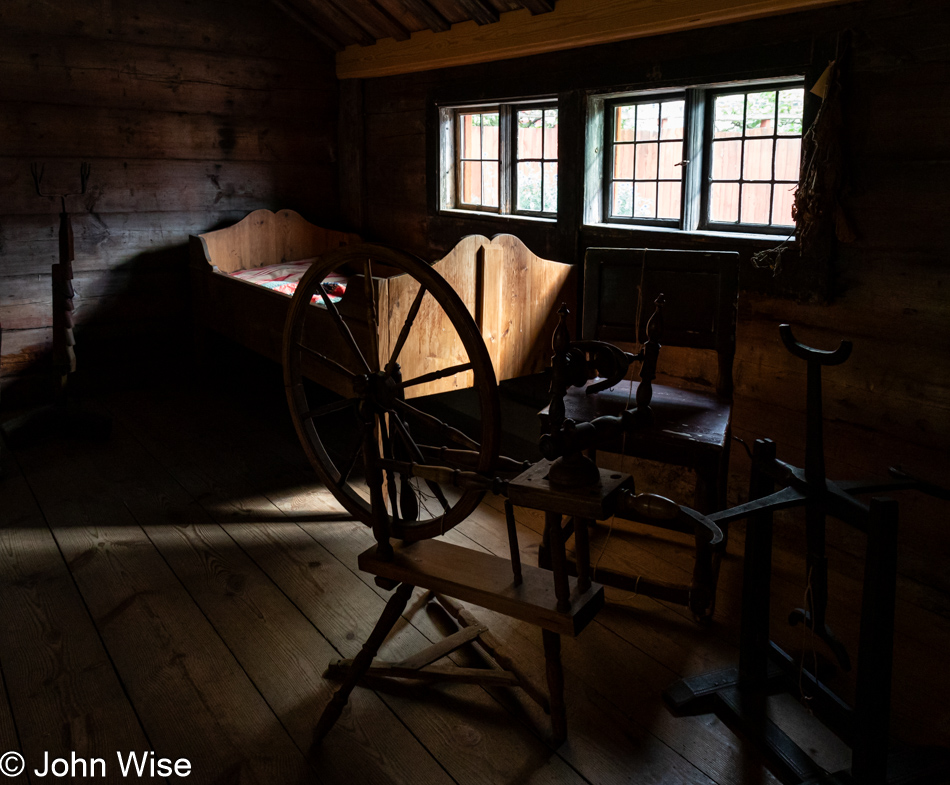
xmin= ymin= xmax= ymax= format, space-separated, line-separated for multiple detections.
xmin=282 ymin=243 xmax=501 ymax=540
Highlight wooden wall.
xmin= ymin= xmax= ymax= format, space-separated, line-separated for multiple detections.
xmin=0 ymin=0 xmax=338 ymax=401
xmin=352 ymin=1 xmax=950 ymax=600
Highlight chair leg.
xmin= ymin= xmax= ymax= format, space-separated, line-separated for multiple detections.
xmin=542 ymin=629 xmax=567 ymax=746
xmin=312 ymin=582 xmax=414 ymax=747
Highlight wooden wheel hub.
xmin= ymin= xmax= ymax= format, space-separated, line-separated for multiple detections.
xmin=353 ymin=369 xmax=401 ymax=410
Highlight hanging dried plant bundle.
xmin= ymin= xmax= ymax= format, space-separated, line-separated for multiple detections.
xmin=793 ymin=59 xmax=849 ymax=252
xmin=752 ymin=53 xmax=853 ymax=276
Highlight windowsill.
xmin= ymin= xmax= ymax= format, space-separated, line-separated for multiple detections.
xmin=439 ymin=208 xmax=557 ymax=225
xmin=585 ymin=221 xmax=795 ymax=245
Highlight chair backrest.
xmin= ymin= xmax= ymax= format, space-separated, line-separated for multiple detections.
xmin=582 ymin=248 xmax=739 ymax=398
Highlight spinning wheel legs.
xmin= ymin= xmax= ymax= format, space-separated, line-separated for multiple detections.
xmin=312 ymin=582 xmax=414 ymax=748
xmin=312 ymin=587 xmax=570 ymax=747
xmin=542 ymin=630 xmax=567 ymax=746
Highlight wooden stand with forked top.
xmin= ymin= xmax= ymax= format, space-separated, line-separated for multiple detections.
xmin=664 ymin=325 xmax=950 ymax=785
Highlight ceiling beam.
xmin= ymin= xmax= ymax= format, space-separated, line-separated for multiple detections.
xmin=299 ymin=0 xmax=378 ymax=46
xmin=326 ymin=0 xmax=411 ymax=42
xmin=270 ymin=0 xmax=344 ymax=51
xmin=337 ymin=0 xmax=858 ymax=79
xmin=398 ymin=0 xmax=451 ymax=32
xmin=367 ymin=0 xmax=414 ymax=40
xmin=518 ymin=0 xmax=554 ymax=13
xmin=453 ymin=0 xmax=500 ymax=25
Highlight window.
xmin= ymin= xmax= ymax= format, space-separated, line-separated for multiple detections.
xmin=606 ymin=97 xmax=686 ymax=224
xmin=705 ymin=85 xmax=803 ymax=229
xmin=440 ymin=100 xmax=559 ymax=218
xmin=457 ymin=109 xmax=500 ymax=210
xmin=599 ymin=79 xmax=804 ymax=234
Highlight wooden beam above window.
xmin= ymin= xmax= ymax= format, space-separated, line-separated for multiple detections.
xmin=336 ymin=0 xmax=857 ymax=79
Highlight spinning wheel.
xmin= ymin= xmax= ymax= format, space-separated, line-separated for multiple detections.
xmin=285 ymin=251 xmax=724 ymax=749
xmin=282 ymin=243 xmax=501 ymax=541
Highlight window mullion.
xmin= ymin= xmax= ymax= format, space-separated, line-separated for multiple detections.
xmin=736 ymin=96 xmax=747 ymax=224
xmin=455 ymin=111 xmax=462 ymax=209
xmin=768 ymin=98 xmax=778 ymax=225
xmin=603 ymin=104 xmax=613 ymax=222
xmin=500 ymin=106 xmax=512 ymax=214
xmin=684 ymin=88 xmax=705 ymax=232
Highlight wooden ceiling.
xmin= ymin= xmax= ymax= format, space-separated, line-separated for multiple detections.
xmin=271 ymin=0 xmax=555 ymax=53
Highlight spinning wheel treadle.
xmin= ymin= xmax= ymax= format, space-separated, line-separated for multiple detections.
xmin=282 ymin=243 xmax=501 ymax=541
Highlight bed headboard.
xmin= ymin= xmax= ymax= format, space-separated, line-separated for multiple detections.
xmin=194 ymin=209 xmax=361 ymax=274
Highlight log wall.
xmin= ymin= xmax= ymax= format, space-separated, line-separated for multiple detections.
xmin=0 ymin=0 xmax=339 ymax=401
xmin=354 ymin=1 xmax=950 ymax=599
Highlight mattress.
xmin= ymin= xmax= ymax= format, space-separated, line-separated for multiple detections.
xmin=229 ymin=258 xmax=347 ymax=304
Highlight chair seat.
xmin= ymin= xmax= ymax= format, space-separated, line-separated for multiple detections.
xmin=540 ymin=379 xmax=732 ymax=469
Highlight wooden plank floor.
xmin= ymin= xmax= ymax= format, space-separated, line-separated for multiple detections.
xmin=1 ymin=361 xmax=948 ymax=785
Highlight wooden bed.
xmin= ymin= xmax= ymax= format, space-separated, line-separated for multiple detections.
xmin=189 ymin=209 xmax=574 ymax=398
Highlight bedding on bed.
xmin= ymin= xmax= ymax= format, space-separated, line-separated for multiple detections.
xmin=229 ymin=258 xmax=347 ymax=304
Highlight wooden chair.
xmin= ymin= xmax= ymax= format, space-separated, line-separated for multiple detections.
xmin=548 ymin=248 xmax=739 ymax=520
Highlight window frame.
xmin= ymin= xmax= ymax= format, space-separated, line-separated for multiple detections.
xmin=602 ymin=93 xmax=689 ymax=229
xmin=592 ymin=76 xmax=804 ymax=236
xmin=700 ymin=79 xmax=805 ymax=235
xmin=510 ymin=102 xmax=559 ymax=218
xmin=454 ymin=106 xmax=503 ymax=214
xmin=439 ymin=97 xmax=559 ymax=220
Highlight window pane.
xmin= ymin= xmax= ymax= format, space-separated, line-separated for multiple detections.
xmin=543 ymin=162 xmax=558 ymax=213
xmin=743 ymin=138 xmax=773 ymax=181
xmin=745 ymin=91 xmax=776 ymax=136
xmin=483 ymin=161 xmax=499 ymax=208
xmin=517 ymin=109 xmax=542 ymax=159
xmin=772 ymin=183 xmax=796 ymax=225
xmin=544 ymin=108 xmax=558 ymax=158
xmin=636 ymin=103 xmax=660 ymax=141
xmin=517 ymin=161 xmax=542 ymax=212
xmin=660 ymin=101 xmax=685 ymax=140
xmin=657 ymin=181 xmax=681 ymax=220
xmin=612 ymin=181 xmax=633 ymax=218
xmin=740 ymin=182 xmax=771 ymax=224
xmin=714 ymin=94 xmax=744 ymax=138
xmin=635 ymin=143 xmax=658 ymax=180
xmin=461 ymin=160 xmax=481 ymax=205
xmin=460 ymin=114 xmax=481 ymax=158
xmin=634 ymin=181 xmax=657 ymax=218
xmin=483 ymin=118 xmax=499 ymax=159
xmin=775 ymin=137 xmax=801 ymax=181
xmin=711 ymin=140 xmax=741 ymax=180
xmin=615 ymin=105 xmax=635 ymax=142
xmin=709 ymin=182 xmax=739 ymax=222
xmin=658 ymin=141 xmax=684 ymax=180
xmin=778 ymin=88 xmax=804 ymax=135
xmin=613 ymin=144 xmax=634 ymax=180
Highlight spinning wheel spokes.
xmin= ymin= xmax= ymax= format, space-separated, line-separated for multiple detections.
xmin=283 ymin=243 xmax=500 ymax=541
xmin=386 ymin=282 xmax=427 ymax=374
xmin=393 ymin=398 xmax=480 ymax=451
xmin=296 ymin=344 xmax=360 ymax=390
xmin=398 ymin=363 xmax=474 ymax=390
xmin=316 ymin=273 xmax=371 ymax=377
